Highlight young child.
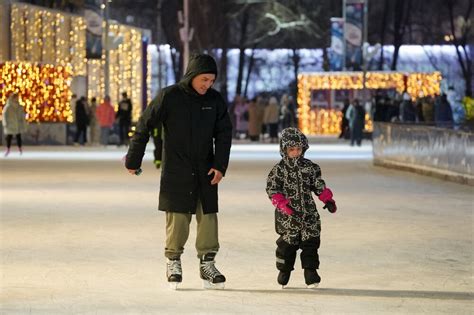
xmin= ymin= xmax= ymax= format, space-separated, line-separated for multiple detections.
xmin=266 ymin=127 xmax=337 ymax=288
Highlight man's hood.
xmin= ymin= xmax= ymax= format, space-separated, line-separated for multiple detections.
xmin=279 ymin=127 xmax=309 ymax=158
xmin=179 ymin=54 xmax=218 ymax=95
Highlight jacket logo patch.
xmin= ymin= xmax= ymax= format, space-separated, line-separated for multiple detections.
xmin=202 ymin=106 xmax=212 ymax=110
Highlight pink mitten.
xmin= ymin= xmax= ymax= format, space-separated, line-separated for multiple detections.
xmin=318 ymin=188 xmax=333 ymax=203
xmin=271 ymin=193 xmax=294 ymax=215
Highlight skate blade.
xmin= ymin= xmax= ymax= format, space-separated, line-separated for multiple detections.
xmin=168 ymin=282 xmax=179 ymax=290
xmin=307 ymin=283 xmax=320 ymax=289
xmin=281 ymin=285 xmax=287 ymax=289
xmin=202 ymin=280 xmax=225 ymax=290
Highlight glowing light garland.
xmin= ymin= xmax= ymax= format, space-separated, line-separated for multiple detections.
xmin=10 ymin=3 xmax=86 ymax=75
xmin=298 ymin=71 xmax=442 ymax=135
xmin=0 ymin=61 xmax=73 ymax=123
xmin=88 ymin=23 xmax=143 ymax=121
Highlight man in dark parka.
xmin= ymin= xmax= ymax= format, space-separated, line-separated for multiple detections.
xmin=125 ymin=54 xmax=232 ymax=289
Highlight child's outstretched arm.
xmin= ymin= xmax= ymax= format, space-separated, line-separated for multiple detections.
xmin=312 ymin=163 xmax=337 ymax=213
xmin=266 ymin=165 xmax=294 ymax=215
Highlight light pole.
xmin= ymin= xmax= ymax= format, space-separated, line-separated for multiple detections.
xmin=104 ymin=0 xmax=110 ymax=97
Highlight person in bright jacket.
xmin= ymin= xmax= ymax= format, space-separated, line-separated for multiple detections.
xmin=266 ymin=127 xmax=337 ymax=288
xmin=125 ymin=53 xmax=232 ymax=290
xmin=95 ymin=95 xmax=116 ymax=146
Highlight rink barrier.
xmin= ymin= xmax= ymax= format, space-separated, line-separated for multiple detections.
xmin=372 ymin=122 xmax=474 ymax=186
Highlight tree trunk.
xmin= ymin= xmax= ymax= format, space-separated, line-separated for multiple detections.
xmin=219 ymin=47 xmax=229 ymax=102
xmin=378 ymin=0 xmax=389 ymax=70
xmin=447 ymin=0 xmax=472 ymax=97
xmin=391 ymin=0 xmax=411 ymax=71
xmin=291 ymin=48 xmax=300 ymax=101
xmin=236 ymin=8 xmax=250 ymax=96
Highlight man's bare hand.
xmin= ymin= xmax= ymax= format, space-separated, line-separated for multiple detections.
xmin=208 ymin=168 xmax=223 ymax=185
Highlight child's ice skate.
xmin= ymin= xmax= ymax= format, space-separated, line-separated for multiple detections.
xmin=166 ymin=258 xmax=182 ymax=290
xmin=200 ymin=253 xmax=225 ymax=289
xmin=277 ymin=270 xmax=291 ymax=289
xmin=304 ymin=269 xmax=321 ymax=289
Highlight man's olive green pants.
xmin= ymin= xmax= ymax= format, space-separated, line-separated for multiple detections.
xmin=165 ymin=200 xmax=219 ymax=259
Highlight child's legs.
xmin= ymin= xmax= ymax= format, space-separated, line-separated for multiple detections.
xmin=276 ymin=236 xmax=299 ymax=271
xmin=299 ymin=237 xmax=320 ymax=269
xmin=165 ymin=211 xmax=192 ymax=260
xmin=195 ymin=199 xmax=219 ymax=258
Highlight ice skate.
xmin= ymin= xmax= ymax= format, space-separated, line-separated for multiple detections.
xmin=200 ymin=253 xmax=225 ymax=289
xmin=166 ymin=258 xmax=182 ymax=290
xmin=277 ymin=270 xmax=291 ymax=289
xmin=304 ymin=269 xmax=321 ymax=289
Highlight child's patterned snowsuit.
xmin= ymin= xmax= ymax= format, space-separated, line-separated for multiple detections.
xmin=266 ymin=127 xmax=326 ymax=271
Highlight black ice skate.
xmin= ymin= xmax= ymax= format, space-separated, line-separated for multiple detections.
xmin=200 ymin=252 xmax=226 ymax=289
xmin=166 ymin=258 xmax=182 ymax=290
xmin=304 ymin=269 xmax=321 ymax=289
xmin=277 ymin=271 xmax=291 ymax=289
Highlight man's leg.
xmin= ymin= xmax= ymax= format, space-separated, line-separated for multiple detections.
xmin=195 ymin=200 xmax=219 ymax=257
xmin=165 ymin=211 xmax=192 ymax=259
xmin=195 ymin=201 xmax=225 ymax=288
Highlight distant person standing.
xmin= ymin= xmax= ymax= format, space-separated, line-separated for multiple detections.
xmin=233 ymin=95 xmax=248 ymax=139
xmin=399 ymin=92 xmax=416 ymax=122
xmin=74 ymin=96 xmax=89 ymax=145
xmin=338 ymin=99 xmax=350 ymax=139
xmin=264 ymin=96 xmax=280 ymax=143
xmin=346 ymin=99 xmax=365 ymax=146
xmin=247 ymin=98 xmax=259 ymax=141
xmin=434 ymin=93 xmax=453 ymax=128
xmin=88 ymin=97 xmax=100 ymax=145
xmin=116 ymin=92 xmax=133 ymax=146
xmin=2 ymin=93 xmax=27 ymax=156
xmin=96 ymin=96 xmax=116 ymax=146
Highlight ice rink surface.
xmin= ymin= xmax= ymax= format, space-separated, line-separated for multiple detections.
xmin=1 ymin=143 xmax=473 ymax=314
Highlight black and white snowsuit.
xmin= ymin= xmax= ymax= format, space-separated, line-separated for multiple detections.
xmin=266 ymin=127 xmax=327 ymax=271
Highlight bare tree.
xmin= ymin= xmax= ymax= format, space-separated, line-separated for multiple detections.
xmin=391 ymin=0 xmax=412 ymax=70
xmin=446 ymin=0 xmax=472 ymax=96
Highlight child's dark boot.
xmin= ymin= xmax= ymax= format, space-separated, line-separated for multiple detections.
xmin=304 ymin=269 xmax=321 ymax=288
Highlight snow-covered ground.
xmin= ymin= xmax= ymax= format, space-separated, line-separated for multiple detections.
xmin=1 ymin=144 xmax=472 ymax=314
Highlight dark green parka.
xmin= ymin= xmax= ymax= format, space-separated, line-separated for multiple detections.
xmin=125 ymin=54 xmax=232 ymax=214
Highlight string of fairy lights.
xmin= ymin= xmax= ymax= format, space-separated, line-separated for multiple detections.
xmin=298 ymin=72 xmax=442 ymax=135
xmin=0 ymin=62 xmax=73 ymax=122
xmin=87 ymin=23 xmax=143 ymax=121
xmin=11 ymin=3 xmax=86 ymax=75
xmin=3 ymin=3 xmax=146 ymax=123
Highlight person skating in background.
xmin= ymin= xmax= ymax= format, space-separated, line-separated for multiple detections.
xmin=116 ymin=92 xmax=133 ymax=146
xmin=2 ymin=93 xmax=28 ymax=156
xmin=266 ymin=127 xmax=337 ymax=288
xmin=96 ymin=96 xmax=116 ymax=146
xmin=124 ymin=54 xmax=232 ymax=290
